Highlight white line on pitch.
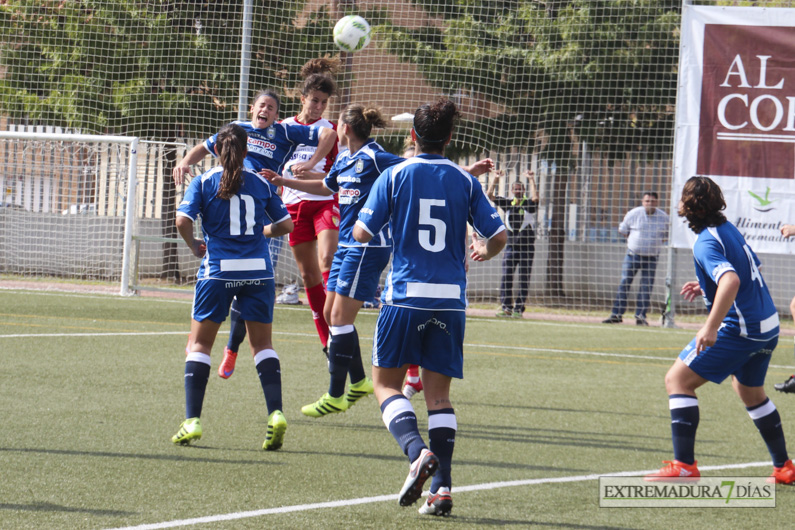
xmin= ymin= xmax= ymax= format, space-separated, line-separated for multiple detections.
xmin=108 ymin=460 xmax=771 ymax=530
xmin=1 ymin=330 xmax=792 ymax=370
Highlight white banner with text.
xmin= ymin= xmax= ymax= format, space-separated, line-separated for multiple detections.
xmin=674 ymin=5 xmax=795 ymax=253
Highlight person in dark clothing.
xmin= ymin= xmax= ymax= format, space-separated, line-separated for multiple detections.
xmin=487 ymin=169 xmax=539 ymax=318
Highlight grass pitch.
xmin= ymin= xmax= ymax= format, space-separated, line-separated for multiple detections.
xmin=1 ymin=288 xmax=795 ymax=528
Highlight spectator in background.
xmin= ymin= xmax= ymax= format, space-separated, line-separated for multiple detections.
xmin=487 ymin=169 xmax=539 ymax=318
xmin=775 ymin=223 xmax=795 ymax=394
xmin=602 ymin=191 xmax=669 ymax=326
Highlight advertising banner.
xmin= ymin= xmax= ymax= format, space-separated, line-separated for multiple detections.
xmin=674 ymin=5 xmax=795 ymax=253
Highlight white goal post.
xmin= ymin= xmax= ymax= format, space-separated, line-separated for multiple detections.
xmin=0 ymin=131 xmax=138 ymax=295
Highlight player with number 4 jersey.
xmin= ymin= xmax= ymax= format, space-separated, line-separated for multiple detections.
xmin=645 ymin=176 xmax=795 ymax=485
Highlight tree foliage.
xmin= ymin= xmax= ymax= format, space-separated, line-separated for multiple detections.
xmin=0 ymin=0 xmax=337 ymax=138
xmin=377 ymin=0 xmax=680 ymax=161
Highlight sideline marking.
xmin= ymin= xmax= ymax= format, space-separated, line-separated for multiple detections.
xmin=109 ymin=460 xmax=771 ymax=529
xmin=2 ymin=330 xmax=793 ymax=370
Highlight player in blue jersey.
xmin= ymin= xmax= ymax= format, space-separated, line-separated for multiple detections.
xmin=171 ymin=88 xmax=336 ymax=379
xmin=265 ymin=104 xmax=402 ymax=418
xmin=171 ymin=124 xmax=295 ymax=451
xmin=353 ymin=99 xmax=507 ymax=515
xmin=645 ymin=176 xmax=795 ymax=484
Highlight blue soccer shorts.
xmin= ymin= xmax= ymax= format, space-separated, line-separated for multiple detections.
xmin=678 ymin=328 xmax=777 ymax=387
xmin=371 ymin=304 xmax=465 ymax=379
xmin=192 ymin=278 xmax=275 ymax=324
xmin=326 ymin=246 xmax=390 ymax=302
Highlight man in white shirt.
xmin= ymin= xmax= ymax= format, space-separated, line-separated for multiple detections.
xmin=603 ymin=191 xmax=669 ymax=326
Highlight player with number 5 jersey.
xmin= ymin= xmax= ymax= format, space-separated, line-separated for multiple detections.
xmin=356 ymin=144 xmax=505 ymax=312
xmin=353 ymin=99 xmax=506 ymax=516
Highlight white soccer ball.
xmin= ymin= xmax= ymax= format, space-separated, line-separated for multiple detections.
xmin=333 ymin=15 xmax=371 ymax=53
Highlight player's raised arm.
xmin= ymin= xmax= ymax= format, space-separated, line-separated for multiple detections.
xmin=291 ymin=127 xmax=337 ymax=178
xmin=461 ymin=158 xmax=494 ymax=177
xmin=173 ymin=143 xmax=212 ymax=186
xmin=264 ymin=169 xmax=331 ymax=196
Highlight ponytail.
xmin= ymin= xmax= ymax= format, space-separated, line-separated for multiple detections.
xmin=215 ymin=124 xmax=248 ymax=200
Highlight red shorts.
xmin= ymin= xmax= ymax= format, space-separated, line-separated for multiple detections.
xmin=286 ymin=199 xmax=340 ymax=247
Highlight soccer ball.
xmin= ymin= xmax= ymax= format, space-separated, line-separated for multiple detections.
xmin=333 ymin=15 xmax=371 ymax=53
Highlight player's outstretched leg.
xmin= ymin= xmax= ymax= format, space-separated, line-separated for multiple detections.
xmin=306 ymin=282 xmax=330 ymax=348
xmin=344 ymin=326 xmax=373 ymax=408
xmin=219 ymin=298 xmax=246 ymax=379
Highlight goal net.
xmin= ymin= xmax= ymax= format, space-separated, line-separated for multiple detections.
xmin=0 ymin=131 xmax=138 ymax=291
xmin=2 ymin=0 xmax=794 ymax=322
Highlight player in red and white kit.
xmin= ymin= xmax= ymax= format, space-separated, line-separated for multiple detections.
xmin=278 ymin=58 xmax=340 ymax=358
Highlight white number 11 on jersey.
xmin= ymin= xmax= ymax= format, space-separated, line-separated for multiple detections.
xmin=229 ymin=194 xmax=256 ymax=235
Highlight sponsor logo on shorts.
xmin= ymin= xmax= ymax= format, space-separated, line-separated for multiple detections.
xmin=224 ymin=279 xmax=262 ymax=288
xmin=337 ymin=279 xmax=349 ymax=288
xmin=417 ymin=317 xmax=451 ymax=335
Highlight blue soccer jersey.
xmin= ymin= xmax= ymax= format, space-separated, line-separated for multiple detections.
xmin=177 ymin=166 xmax=290 ymax=281
xmin=204 ymin=120 xmax=322 ymax=174
xmin=693 ymin=222 xmax=779 ymax=341
xmin=356 ymin=154 xmax=505 ymax=311
xmin=323 ymin=140 xmax=403 ymax=247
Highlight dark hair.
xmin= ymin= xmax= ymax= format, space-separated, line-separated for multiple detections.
xmin=300 ymin=58 xmax=338 ymax=96
xmin=341 ymin=104 xmax=387 ymax=140
xmin=412 ymin=98 xmax=459 ymax=153
xmin=251 ymin=89 xmax=280 ymax=113
xmin=643 ymin=191 xmax=658 ymax=200
xmin=216 ymin=124 xmax=248 ymax=200
xmin=678 ymin=176 xmax=727 ymax=233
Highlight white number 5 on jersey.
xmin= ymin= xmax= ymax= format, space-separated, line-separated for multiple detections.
xmin=418 ymin=198 xmax=446 ymax=252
